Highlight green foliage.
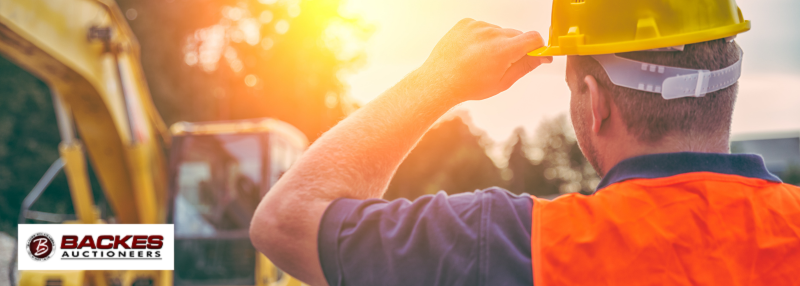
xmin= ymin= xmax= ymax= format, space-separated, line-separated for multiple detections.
xmin=783 ymin=164 xmax=800 ymax=186
xmin=0 ymin=56 xmax=71 ymax=236
xmin=0 ymin=56 xmax=111 ymax=237
xmin=505 ymin=115 xmax=599 ymax=197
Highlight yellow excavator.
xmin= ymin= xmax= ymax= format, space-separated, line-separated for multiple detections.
xmin=2 ymin=0 xmax=307 ymax=285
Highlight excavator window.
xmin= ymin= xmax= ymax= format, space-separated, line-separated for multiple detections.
xmin=170 ymin=133 xmax=268 ymax=285
xmin=173 ymin=134 xmax=263 ymax=234
xmin=166 ymin=128 xmax=305 ymax=285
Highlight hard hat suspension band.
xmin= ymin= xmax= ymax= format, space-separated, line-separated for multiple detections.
xmin=592 ymin=51 xmax=742 ymax=100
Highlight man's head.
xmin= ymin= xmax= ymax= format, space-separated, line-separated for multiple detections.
xmin=566 ymin=39 xmax=742 ymax=176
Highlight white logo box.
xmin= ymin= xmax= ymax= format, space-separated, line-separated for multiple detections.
xmin=18 ymin=224 xmax=174 ymax=270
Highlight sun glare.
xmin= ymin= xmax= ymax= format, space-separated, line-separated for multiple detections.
xmin=182 ymin=0 xmax=369 ymax=78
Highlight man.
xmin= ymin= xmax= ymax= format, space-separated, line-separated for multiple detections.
xmin=251 ymin=1 xmax=800 ymax=285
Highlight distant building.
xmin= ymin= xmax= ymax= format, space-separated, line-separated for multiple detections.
xmin=731 ymin=131 xmax=800 ymax=183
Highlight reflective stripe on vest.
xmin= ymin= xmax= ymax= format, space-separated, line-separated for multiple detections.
xmin=531 ymin=172 xmax=800 ymax=285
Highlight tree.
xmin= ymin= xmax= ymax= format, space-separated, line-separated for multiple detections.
xmin=384 ymin=113 xmax=601 ymax=201
xmin=115 ymin=0 xmax=371 ymax=140
xmin=505 ymin=128 xmax=555 ymax=197
xmin=506 ymin=128 xmax=531 ymax=195
xmin=504 ymin=115 xmax=600 ymax=197
xmin=385 ymin=112 xmax=505 ymax=201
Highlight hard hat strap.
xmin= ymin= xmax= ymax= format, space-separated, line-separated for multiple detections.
xmin=591 ymin=51 xmax=742 ymax=100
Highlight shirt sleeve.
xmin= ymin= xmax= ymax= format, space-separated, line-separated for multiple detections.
xmin=317 ymin=187 xmax=533 ymax=286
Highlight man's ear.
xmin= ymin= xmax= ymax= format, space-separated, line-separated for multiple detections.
xmin=584 ymin=75 xmax=610 ymax=134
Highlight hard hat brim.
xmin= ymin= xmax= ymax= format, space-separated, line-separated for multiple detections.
xmin=528 ymin=21 xmax=750 ymax=57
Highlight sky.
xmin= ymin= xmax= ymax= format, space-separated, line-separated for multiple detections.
xmin=340 ymin=0 xmax=800 ymax=144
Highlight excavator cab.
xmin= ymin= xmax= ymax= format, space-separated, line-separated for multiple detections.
xmin=168 ymin=119 xmax=307 ymax=286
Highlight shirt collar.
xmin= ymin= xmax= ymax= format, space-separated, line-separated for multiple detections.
xmin=596 ymin=152 xmax=782 ymax=192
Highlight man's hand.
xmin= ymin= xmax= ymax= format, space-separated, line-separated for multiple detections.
xmin=418 ymin=18 xmax=551 ymax=102
xmin=251 ymin=19 xmax=548 ymax=286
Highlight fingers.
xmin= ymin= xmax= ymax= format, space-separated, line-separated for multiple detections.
xmin=435 ymin=19 xmax=553 ymax=99
xmin=501 ymin=30 xmax=551 ymax=88
xmin=507 ymin=31 xmax=547 ymax=59
xmin=498 ymin=56 xmax=552 ymax=91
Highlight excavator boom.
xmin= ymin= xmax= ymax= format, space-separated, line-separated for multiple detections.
xmin=0 ymin=0 xmax=169 ymax=225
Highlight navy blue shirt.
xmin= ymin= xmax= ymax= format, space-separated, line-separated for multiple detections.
xmin=318 ymin=188 xmax=533 ymax=286
xmin=317 ymin=152 xmax=780 ymax=286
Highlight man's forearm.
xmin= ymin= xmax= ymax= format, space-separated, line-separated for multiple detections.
xmin=282 ymin=69 xmax=458 ymax=201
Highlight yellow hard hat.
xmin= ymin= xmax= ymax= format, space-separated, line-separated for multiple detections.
xmin=529 ymin=0 xmax=751 ymax=56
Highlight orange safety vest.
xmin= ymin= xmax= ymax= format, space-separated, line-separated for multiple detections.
xmin=531 ymin=171 xmax=800 ymax=285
